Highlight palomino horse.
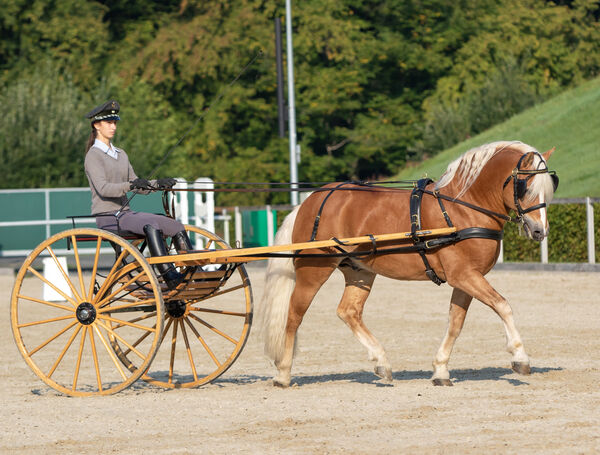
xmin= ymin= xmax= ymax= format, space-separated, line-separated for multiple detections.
xmin=259 ymin=141 xmax=558 ymax=387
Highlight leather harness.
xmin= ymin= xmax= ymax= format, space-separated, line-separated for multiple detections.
xmin=307 ymin=179 xmax=503 ymax=286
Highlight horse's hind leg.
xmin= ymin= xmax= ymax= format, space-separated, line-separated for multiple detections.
xmin=274 ymin=262 xmax=337 ymax=388
xmin=431 ymin=288 xmax=473 ymax=386
xmin=337 ymin=266 xmax=392 ymax=382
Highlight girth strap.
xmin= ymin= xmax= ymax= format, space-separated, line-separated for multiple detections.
xmin=410 ymin=178 xmax=446 ymax=285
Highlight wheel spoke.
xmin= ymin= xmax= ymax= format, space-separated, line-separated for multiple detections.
xmin=88 ymin=237 xmax=102 ymax=301
xmin=28 ymin=320 xmax=79 ymax=356
xmin=26 ymin=266 xmax=78 ymax=308
xmin=46 ymin=245 xmax=82 ymax=301
xmin=89 ymin=326 xmax=102 ymax=392
xmin=189 ymin=306 xmax=247 ymax=317
xmin=95 ymin=319 xmax=146 ymax=361
xmin=180 ymin=319 xmax=198 ymax=382
xmin=47 ymin=324 xmax=82 ymax=379
xmin=107 ymin=311 xmax=158 ymax=330
xmin=97 ymin=314 xmax=157 ymax=333
xmin=188 ymin=313 xmax=238 ymax=344
xmin=92 ymin=248 xmax=131 ymax=305
xmin=18 ymin=314 xmax=75 ymax=329
xmin=72 ymin=326 xmax=88 ymax=390
xmin=169 ymin=320 xmax=179 ymax=383
xmin=70 ymin=236 xmax=86 ymax=303
xmin=183 ymin=317 xmax=220 ymax=367
xmin=96 ymin=270 xmax=149 ymax=308
xmin=188 ymin=283 xmax=245 ymax=302
xmin=97 ymin=298 xmax=157 ymax=314
xmin=16 ymin=293 xmax=74 ymax=312
xmin=93 ymin=324 xmax=127 ymax=381
xmin=159 ymin=317 xmax=174 ymax=346
xmin=121 ymin=322 xmax=157 ymax=357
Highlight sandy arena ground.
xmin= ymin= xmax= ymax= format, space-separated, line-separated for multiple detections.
xmin=1 ymin=265 xmax=599 ymax=454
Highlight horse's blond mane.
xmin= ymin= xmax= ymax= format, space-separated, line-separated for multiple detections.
xmin=435 ymin=141 xmax=544 ymax=199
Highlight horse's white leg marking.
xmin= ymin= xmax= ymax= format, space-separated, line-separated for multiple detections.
xmin=336 ymin=269 xmax=392 ymax=381
xmin=452 ymin=271 xmax=531 ymax=375
xmin=431 ymin=288 xmax=473 ymax=386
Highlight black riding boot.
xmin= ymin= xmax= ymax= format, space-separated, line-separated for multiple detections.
xmin=143 ymin=225 xmax=183 ymax=290
xmin=172 ymin=230 xmax=194 ymax=253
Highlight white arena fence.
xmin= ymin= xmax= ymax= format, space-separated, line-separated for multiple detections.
xmin=0 ymin=186 xmax=597 ymax=265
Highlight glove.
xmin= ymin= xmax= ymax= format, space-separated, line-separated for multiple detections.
xmin=156 ymin=177 xmax=177 ymax=189
xmin=130 ymin=178 xmax=152 ymax=190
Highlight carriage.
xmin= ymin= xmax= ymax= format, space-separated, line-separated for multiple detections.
xmin=11 ymin=141 xmax=558 ymax=396
xmin=10 ymin=189 xmax=457 ymax=396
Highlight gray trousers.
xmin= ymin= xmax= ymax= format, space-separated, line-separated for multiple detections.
xmin=95 ymin=210 xmax=185 ymax=236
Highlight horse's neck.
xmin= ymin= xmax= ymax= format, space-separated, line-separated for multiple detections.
xmin=443 ymin=153 xmax=515 ymax=226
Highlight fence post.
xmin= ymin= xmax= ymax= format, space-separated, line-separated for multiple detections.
xmin=587 ymin=197 xmax=595 ymax=264
xmin=266 ymin=204 xmax=274 ymax=246
xmin=222 ymin=208 xmax=230 ymax=245
xmin=541 ymin=237 xmax=548 ymax=263
xmin=235 ymin=206 xmax=243 ymax=247
xmin=45 ymin=189 xmax=51 ymax=239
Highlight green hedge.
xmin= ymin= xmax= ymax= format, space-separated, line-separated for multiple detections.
xmin=503 ymin=202 xmax=599 ymax=262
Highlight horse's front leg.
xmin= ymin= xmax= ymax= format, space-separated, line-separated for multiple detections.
xmin=452 ymin=271 xmax=531 ymax=376
xmin=431 ymin=288 xmax=472 ymax=386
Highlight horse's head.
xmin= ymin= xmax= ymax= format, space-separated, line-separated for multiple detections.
xmin=502 ymin=147 xmax=559 ymax=241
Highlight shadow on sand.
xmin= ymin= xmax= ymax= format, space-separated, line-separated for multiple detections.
xmin=31 ymin=366 xmax=563 ymax=395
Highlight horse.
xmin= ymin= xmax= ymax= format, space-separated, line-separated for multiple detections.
xmin=258 ymin=141 xmax=558 ymax=387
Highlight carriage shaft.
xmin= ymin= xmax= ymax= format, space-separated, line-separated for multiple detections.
xmin=144 ymin=227 xmax=457 ymax=267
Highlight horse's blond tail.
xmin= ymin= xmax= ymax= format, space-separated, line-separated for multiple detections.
xmin=258 ymin=205 xmax=300 ymax=364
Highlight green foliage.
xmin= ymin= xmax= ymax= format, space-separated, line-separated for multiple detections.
xmin=0 ymin=61 xmax=93 ymax=188
xmin=502 ymin=203 xmax=598 ymax=263
xmin=417 ymin=0 xmax=600 ymax=156
xmin=417 ymin=60 xmax=540 ymax=155
xmin=1 ymin=0 xmax=600 ymax=207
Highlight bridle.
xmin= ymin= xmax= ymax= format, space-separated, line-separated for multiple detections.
xmin=502 ymin=152 xmax=559 ymax=223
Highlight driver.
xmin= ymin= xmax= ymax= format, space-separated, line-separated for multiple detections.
xmin=84 ymin=100 xmax=192 ymax=289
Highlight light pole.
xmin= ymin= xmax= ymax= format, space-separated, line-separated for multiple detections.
xmin=285 ymin=0 xmax=299 ymax=205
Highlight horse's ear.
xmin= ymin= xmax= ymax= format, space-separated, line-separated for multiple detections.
xmin=522 ymin=152 xmax=536 ymax=167
xmin=542 ymin=146 xmax=556 ymax=162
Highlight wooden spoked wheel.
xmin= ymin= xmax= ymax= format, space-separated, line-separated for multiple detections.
xmin=138 ymin=225 xmax=252 ymax=388
xmin=10 ymin=228 xmax=164 ymax=396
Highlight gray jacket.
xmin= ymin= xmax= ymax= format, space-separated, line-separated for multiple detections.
xmin=84 ymin=146 xmax=154 ymax=214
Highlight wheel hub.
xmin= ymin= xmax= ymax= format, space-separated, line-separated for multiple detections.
xmin=76 ymin=302 xmax=97 ymax=325
xmin=166 ymin=300 xmax=187 ymax=318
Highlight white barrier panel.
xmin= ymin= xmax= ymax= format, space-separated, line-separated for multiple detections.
xmin=173 ymin=178 xmax=189 ymax=225
xmin=42 ymin=257 xmax=73 ymax=302
xmin=194 ymin=178 xmax=215 ymax=249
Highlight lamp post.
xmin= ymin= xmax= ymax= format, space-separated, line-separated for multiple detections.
xmin=285 ymin=0 xmax=299 ymax=205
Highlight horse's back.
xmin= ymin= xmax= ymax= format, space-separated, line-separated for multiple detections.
xmin=294 ymin=183 xmax=413 ymax=243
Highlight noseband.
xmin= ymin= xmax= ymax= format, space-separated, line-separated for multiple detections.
xmin=502 ymin=152 xmax=559 ymax=223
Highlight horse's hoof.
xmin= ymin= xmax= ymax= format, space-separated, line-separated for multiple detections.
xmin=273 ymin=376 xmax=290 ymax=388
xmin=374 ymin=366 xmax=393 ymax=382
xmin=432 ymin=378 xmax=453 ymax=386
xmin=511 ymin=361 xmax=531 ymax=375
